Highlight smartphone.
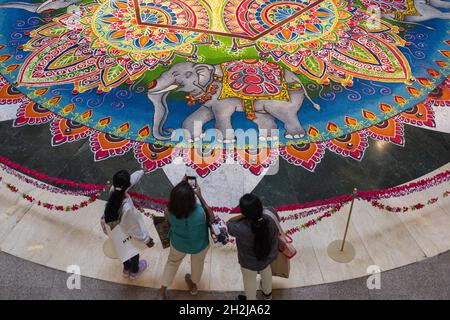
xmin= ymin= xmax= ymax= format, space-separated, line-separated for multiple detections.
xmin=186 ymin=176 xmax=197 ymax=189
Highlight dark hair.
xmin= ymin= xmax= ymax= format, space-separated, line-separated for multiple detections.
xmin=168 ymin=181 xmax=196 ymax=219
xmin=104 ymin=170 xmax=131 ymax=223
xmin=239 ymin=193 xmax=271 ymax=261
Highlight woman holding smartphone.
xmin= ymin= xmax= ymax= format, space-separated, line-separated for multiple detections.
xmin=159 ymin=177 xmax=214 ymax=299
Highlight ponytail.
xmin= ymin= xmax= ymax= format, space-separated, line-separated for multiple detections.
xmin=239 ymin=193 xmax=272 ymax=261
xmin=104 ymin=170 xmax=131 ymax=223
xmin=250 ymin=217 xmax=271 ymax=261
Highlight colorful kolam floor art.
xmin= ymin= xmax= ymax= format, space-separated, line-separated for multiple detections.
xmin=0 ymin=0 xmax=449 ymax=177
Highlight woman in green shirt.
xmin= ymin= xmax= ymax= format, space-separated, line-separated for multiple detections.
xmin=159 ymin=180 xmax=214 ymax=299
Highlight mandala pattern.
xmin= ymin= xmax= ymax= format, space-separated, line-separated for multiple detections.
xmin=183 ymin=147 xmax=227 ymax=177
xmin=134 ymin=142 xmax=180 ymax=172
xmin=279 ymin=142 xmax=326 ymax=172
xmin=89 ymin=131 xmax=135 ymax=161
xmin=365 ymin=117 xmax=405 ymax=146
xmin=224 ymin=0 xmax=412 ymax=85
xmin=50 ymin=116 xmax=94 ymax=146
xmin=360 ymin=0 xmax=416 ymax=14
xmin=0 ymin=0 xmax=444 ymax=148
xmin=14 ymin=0 xmax=414 ymax=93
xmin=13 ymin=100 xmax=55 ymax=127
xmin=0 ymin=78 xmax=26 ymax=105
xmin=94 ymin=0 xmax=211 ymax=53
xmin=397 ymin=102 xmax=436 ymax=128
xmin=325 ymin=131 xmax=369 ymax=161
xmin=234 ymin=147 xmax=278 ymax=175
xmin=428 ymin=78 xmax=450 ymax=107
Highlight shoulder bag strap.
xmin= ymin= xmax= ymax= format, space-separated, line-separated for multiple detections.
xmin=264 ymin=208 xmax=289 ymax=243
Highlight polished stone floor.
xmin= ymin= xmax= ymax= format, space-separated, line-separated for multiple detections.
xmin=0 ymin=250 xmax=449 ymax=300
xmin=0 ymin=119 xmax=449 ymax=206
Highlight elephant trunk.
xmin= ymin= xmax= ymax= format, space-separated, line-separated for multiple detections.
xmin=147 ymin=72 xmax=182 ymax=140
xmin=147 ymin=91 xmax=172 ymax=140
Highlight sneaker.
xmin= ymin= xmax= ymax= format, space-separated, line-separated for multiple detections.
xmin=122 ymin=270 xmax=130 ymax=278
xmin=185 ymin=274 xmax=198 ymax=296
xmin=259 ymin=282 xmax=272 ymax=300
xmin=129 ymin=260 xmax=148 ymax=279
xmin=261 ymin=291 xmax=272 ymax=300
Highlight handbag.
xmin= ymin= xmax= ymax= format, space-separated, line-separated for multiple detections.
xmin=209 ymin=216 xmax=230 ymax=247
xmin=199 ymin=202 xmax=229 ymax=247
xmin=107 ymin=224 xmax=140 ymax=263
xmin=265 ymin=207 xmax=297 ymax=259
xmin=265 ymin=208 xmax=294 ymax=278
xmin=152 ymin=213 xmax=170 ymax=249
xmin=271 ymin=252 xmax=290 ymax=278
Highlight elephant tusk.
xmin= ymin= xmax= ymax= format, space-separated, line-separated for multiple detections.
xmin=148 ymin=84 xmax=179 ymax=95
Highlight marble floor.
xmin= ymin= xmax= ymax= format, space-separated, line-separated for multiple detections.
xmin=0 ymin=162 xmax=449 ymax=293
xmin=0 ymin=249 xmax=449 ymax=300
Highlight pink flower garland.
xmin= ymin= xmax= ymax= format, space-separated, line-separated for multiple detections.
xmin=357 ymin=170 xmax=450 ymax=201
xmin=280 ymin=202 xmax=349 ymax=222
xmin=0 ymin=164 xmax=99 ymax=196
xmin=286 ymin=206 xmax=344 ymax=235
xmin=0 ymin=155 xmax=104 ymax=192
xmin=286 ymin=191 xmax=450 ymax=235
xmin=1 ymin=177 xmax=99 ymax=212
xmin=370 ymin=192 xmax=448 ymax=213
xmin=128 ymin=191 xmax=234 ymax=214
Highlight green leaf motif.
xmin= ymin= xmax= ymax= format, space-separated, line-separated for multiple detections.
xmin=54 ymin=53 xmax=79 ymax=68
xmin=106 ymin=65 xmax=125 ymax=82
xmin=304 ymin=56 xmax=320 ymax=73
xmin=39 ymin=25 xmax=68 ymax=37
xmin=352 ymin=44 xmax=373 ymax=61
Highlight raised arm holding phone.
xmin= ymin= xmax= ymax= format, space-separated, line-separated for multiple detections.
xmin=159 ymin=177 xmax=213 ymax=299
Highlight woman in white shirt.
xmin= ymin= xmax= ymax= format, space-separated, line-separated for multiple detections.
xmin=103 ymin=169 xmax=154 ymax=279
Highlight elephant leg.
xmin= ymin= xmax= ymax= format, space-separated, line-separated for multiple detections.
xmin=252 ymin=112 xmax=278 ymax=141
xmin=267 ymin=108 xmax=305 ymax=139
xmin=263 ymin=93 xmax=306 ymax=139
xmin=282 ymin=117 xmax=306 ymax=139
xmin=182 ymin=106 xmax=214 ymax=142
xmin=212 ymin=104 xmax=235 ymax=142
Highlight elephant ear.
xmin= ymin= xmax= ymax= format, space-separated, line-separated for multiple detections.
xmin=194 ymin=64 xmax=214 ymax=89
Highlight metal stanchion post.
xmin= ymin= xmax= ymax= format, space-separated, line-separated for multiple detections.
xmin=327 ymin=188 xmax=357 ymax=263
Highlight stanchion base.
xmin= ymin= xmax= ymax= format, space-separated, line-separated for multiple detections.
xmin=103 ymin=239 xmax=118 ymax=259
xmin=327 ymin=240 xmax=355 ymax=263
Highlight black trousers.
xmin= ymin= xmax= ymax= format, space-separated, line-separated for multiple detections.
xmin=123 ymin=254 xmax=139 ymax=273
